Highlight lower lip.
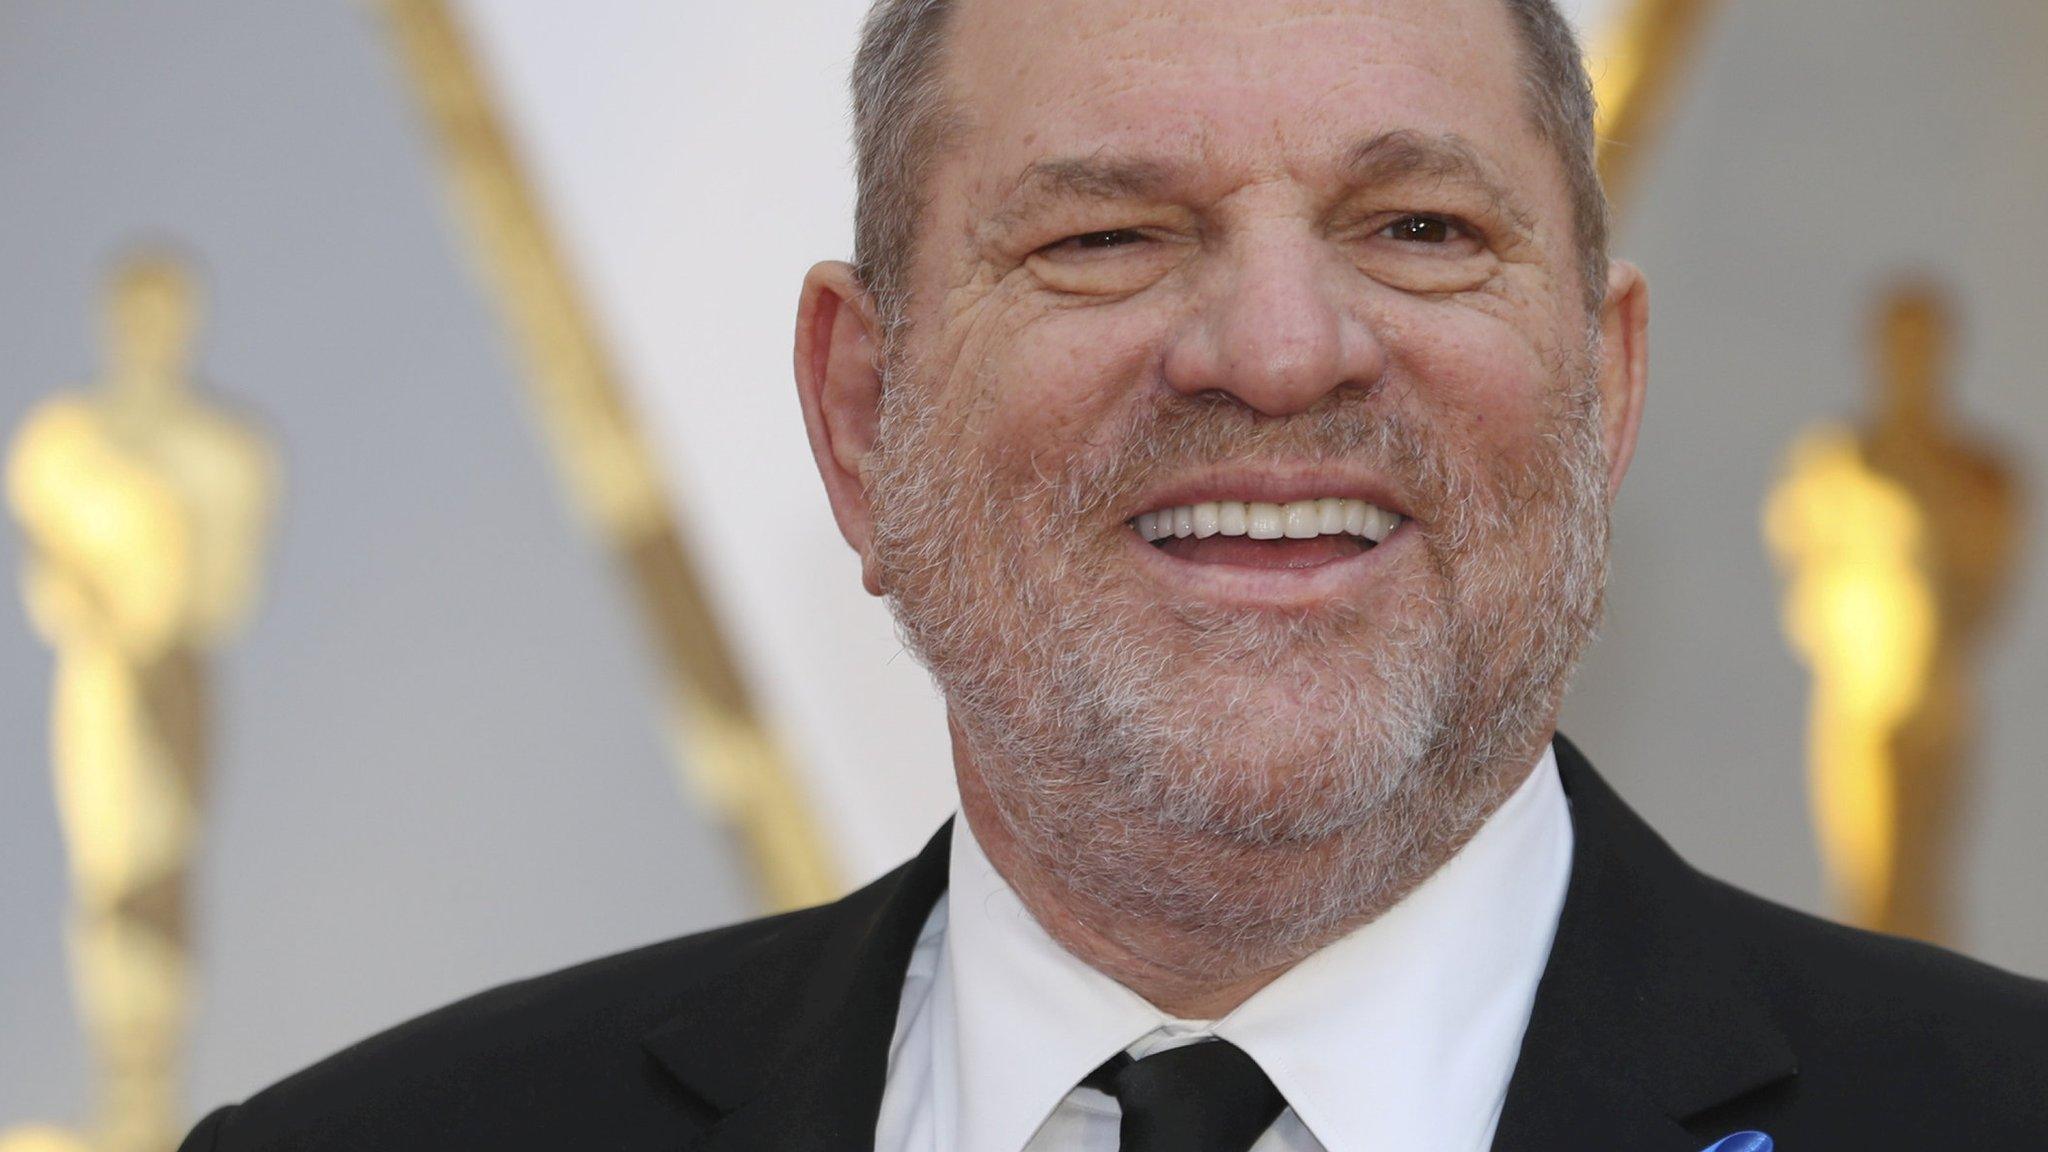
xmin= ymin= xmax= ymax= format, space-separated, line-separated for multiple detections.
xmin=1124 ymin=522 xmax=1410 ymax=606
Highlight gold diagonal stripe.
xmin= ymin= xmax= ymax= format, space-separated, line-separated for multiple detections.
xmin=377 ymin=0 xmax=836 ymax=910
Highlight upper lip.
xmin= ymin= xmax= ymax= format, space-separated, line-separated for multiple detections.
xmin=1124 ymin=466 xmax=1415 ymax=522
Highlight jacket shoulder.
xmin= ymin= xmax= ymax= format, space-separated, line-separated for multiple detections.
xmin=1547 ymin=736 xmax=2047 ymax=1139
xmin=182 ymin=903 xmax=843 ymax=1151
xmin=1701 ymin=875 xmax=2048 ymax=1134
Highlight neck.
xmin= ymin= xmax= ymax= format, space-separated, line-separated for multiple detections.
xmin=959 ymin=775 xmax=1293 ymax=1017
xmin=107 ymin=369 xmax=186 ymax=414
xmin=1884 ymin=401 xmax=1939 ymax=427
xmin=952 ymin=721 xmax=1543 ymax=1019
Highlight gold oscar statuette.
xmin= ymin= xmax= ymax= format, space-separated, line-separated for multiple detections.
xmin=1590 ymin=0 xmax=1722 ymax=211
xmin=1765 ymin=280 xmax=2025 ymax=943
xmin=4 ymin=252 xmax=281 ymax=1152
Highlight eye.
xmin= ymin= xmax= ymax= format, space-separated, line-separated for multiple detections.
xmin=1349 ymin=211 xmax=1495 ymax=294
xmin=1026 ymin=226 xmax=1184 ymax=297
xmin=1380 ymin=214 xmax=1465 ymax=244
xmin=1046 ymin=228 xmax=1149 ymax=255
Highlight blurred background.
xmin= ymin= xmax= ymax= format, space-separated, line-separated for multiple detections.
xmin=3 ymin=0 xmax=2044 ymax=1147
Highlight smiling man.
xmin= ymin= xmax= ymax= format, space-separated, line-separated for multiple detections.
xmin=180 ymin=1 xmax=2048 ymax=1150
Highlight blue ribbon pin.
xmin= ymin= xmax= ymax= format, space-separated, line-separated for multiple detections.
xmin=1701 ymin=1134 xmax=1773 ymax=1152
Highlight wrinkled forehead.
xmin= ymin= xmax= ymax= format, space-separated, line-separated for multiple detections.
xmin=941 ymin=0 xmax=1549 ymax=202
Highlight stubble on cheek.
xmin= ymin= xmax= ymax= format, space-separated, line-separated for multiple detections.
xmin=945 ymin=326 xmax=1166 ymax=516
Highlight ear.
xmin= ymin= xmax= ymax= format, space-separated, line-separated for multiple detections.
xmin=794 ymin=260 xmax=890 ymax=596
xmin=1594 ymin=259 xmax=1649 ymax=498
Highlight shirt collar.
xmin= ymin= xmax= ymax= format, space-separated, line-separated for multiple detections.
xmin=941 ymin=743 xmax=1573 ymax=1152
xmin=940 ymin=803 xmax=1167 ymax=1152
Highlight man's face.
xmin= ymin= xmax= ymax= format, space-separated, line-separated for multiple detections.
xmin=808 ymin=0 xmax=1645 ymax=914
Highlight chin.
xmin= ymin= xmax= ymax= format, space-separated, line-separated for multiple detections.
xmin=1109 ymin=703 xmax=1443 ymax=845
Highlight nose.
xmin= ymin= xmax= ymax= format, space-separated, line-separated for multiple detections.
xmin=1162 ymin=235 xmax=1384 ymax=416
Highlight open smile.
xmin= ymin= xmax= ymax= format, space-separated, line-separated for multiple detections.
xmin=1133 ymin=497 xmax=1402 ymax=570
xmin=1120 ymin=494 xmax=1415 ymax=611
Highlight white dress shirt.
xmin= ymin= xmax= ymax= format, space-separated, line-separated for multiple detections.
xmin=874 ymin=745 xmax=1573 ymax=1152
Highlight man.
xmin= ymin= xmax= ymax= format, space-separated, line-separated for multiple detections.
xmin=180 ymin=0 xmax=2048 ymax=1149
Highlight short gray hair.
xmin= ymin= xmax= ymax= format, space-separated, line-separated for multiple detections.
xmin=850 ymin=0 xmax=1611 ymax=319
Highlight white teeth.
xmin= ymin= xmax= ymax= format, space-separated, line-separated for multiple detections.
xmin=1283 ymin=501 xmax=1320 ymax=539
xmin=1316 ymin=497 xmax=1345 ymax=534
xmin=1218 ymin=501 xmax=1248 ymax=536
xmin=1133 ymin=497 xmax=1403 ymax=547
xmin=1361 ymin=506 xmax=1397 ymax=543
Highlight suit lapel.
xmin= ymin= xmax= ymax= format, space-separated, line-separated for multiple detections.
xmin=1491 ymin=737 xmax=1798 ymax=1151
xmin=644 ymin=821 xmax=953 ymax=1151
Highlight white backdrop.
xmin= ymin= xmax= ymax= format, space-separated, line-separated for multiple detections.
xmin=450 ymin=0 xmax=1623 ymax=884
xmin=454 ymin=1 xmax=950 ymax=883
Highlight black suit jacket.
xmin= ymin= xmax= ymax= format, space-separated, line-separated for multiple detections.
xmin=180 ymin=737 xmax=2048 ymax=1150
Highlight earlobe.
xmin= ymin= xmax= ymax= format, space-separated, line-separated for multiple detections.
xmin=793 ymin=261 xmax=890 ymax=596
xmin=1595 ymin=260 xmax=1650 ymax=498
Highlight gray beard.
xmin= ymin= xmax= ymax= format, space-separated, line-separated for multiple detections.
xmin=866 ymin=352 xmax=1611 ymax=981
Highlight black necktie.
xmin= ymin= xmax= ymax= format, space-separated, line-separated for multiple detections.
xmin=1082 ymin=1039 xmax=1289 ymax=1152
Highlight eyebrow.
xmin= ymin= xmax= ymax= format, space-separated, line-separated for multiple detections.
xmin=1013 ymin=153 xmax=1183 ymax=202
xmin=1343 ymin=129 xmax=1536 ymax=234
xmin=984 ymin=152 xmax=1187 ymax=234
xmin=990 ymin=129 xmax=1536 ymax=236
